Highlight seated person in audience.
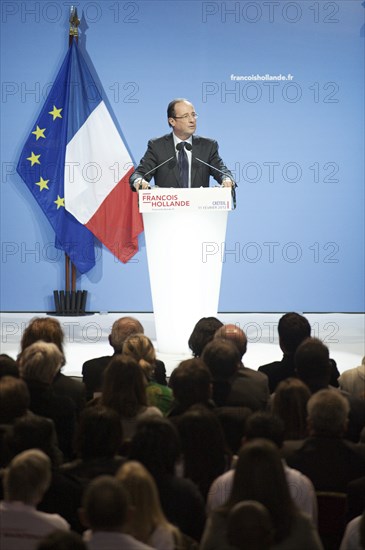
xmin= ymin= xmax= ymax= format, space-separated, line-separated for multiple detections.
xmin=188 ymin=317 xmax=223 ymax=357
xmin=168 ymin=358 xmax=214 ymax=416
xmin=203 ymin=336 xmax=268 ymax=410
xmin=174 ymin=405 xmax=228 ymax=500
xmin=201 ymin=439 xmax=323 ymax=550
xmin=0 ymin=449 xmax=69 ymax=550
xmin=20 ymin=317 xmax=85 ymax=414
xmin=122 ymin=333 xmax=173 ymax=415
xmin=82 ymin=317 xmax=167 ymax=400
xmin=80 ymin=475 xmax=154 ymax=549
xmin=295 ymin=338 xmax=365 ymax=442
xmin=61 ymin=406 xmax=125 ymax=483
xmin=18 ymin=341 xmax=76 ymax=460
xmin=207 ymin=412 xmax=318 ymax=524
xmin=339 ymin=356 xmax=365 ymax=400
xmin=0 ymin=354 xmax=19 ymax=379
xmin=226 ymin=501 xmax=274 ymax=550
xmin=94 ymin=356 xmax=162 ymax=441
xmin=347 ymin=475 xmax=365 ymax=522
xmin=284 ymin=389 xmax=365 ymax=492
xmin=3 ymin=414 xmax=82 ymax=532
xmin=271 ymin=377 xmax=311 ymax=440
xmin=36 ymin=530 xmax=87 ymax=550
xmin=117 ymin=461 xmax=184 ymax=549
xmin=214 ymin=325 xmax=269 ymax=411
xmin=339 ymin=509 xmax=365 ymax=550
xmin=128 ymin=416 xmax=206 ymax=541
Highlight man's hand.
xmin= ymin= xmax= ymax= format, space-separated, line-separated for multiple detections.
xmin=221 ymin=178 xmax=234 ymax=187
xmin=134 ymin=178 xmax=150 ymax=190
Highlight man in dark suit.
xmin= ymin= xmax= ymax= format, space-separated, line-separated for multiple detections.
xmin=82 ymin=317 xmax=166 ymax=400
xmin=130 ymin=98 xmax=234 ymax=190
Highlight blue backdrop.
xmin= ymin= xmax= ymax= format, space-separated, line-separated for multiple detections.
xmin=1 ymin=0 xmax=364 ymax=312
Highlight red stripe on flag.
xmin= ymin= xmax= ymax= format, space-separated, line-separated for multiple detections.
xmin=86 ymin=168 xmax=143 ymax=263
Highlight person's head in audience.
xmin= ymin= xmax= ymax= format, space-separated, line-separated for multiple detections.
xmin=20 ymin=317 xmax=65 ymax=357
xmin=116 ymin=460 xmax=180 ymax=544
xmin=272 ymin=377 xmax=311 ymax=440
xmin=74 ymin=406 xmax=123 ymax=460
xmin=169 ymin=358 xmax=212 ymax=413
xmin=109 ymin=317 xmax=144 ymax=353
xmin=0 ymin=354 xmax=19 ymax=379
xmin=202 ymin=339 xmax=240 ymax=380
xmin=0 ymin=376 xmax=30 ymax=423
xmin=128 ymin=417 xmax=181 ymax=477
xmin=295 ymin=337 xmax=331 ymax=392
xmin=175 ymin=404 xmax=227 ymax=499
xmin=5 ymin=414 xmax=63 ymax=467
xmin=100 ymin=356 xmax=147 ymax=418
xmin=188 ymin=317 xmax=223 ymax=357
xmin=214 ymin=324 xmax=247 ymax=360
xmin=18 ymin=341 xmax=64 ymax=385
xmin=226 ymin=439 xmax=295 ymax=544
xmin=3 ymin=448 xmax=52 ymax=506
xmin=36 ymin=531 xmax=87 ymax=550
xmin=227 ymin=500 xmax=274 ymax=550
xmin=81 ymin=475 xmax=129 ymax=532
xmin=307 ymin=388 xmax=350 ymax=438
xmin=245 ymin=411 xmax=285 ymax=449
xmin=277 ymin=312 xmax=311 ymax=356
xmin=215 ymin=407 xmax=252 ymax=456
xmin=122 ymin=333 xmax=156 ymax=380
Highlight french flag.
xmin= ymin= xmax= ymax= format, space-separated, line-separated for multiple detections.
xmin=17 ymin=38 xmax=143 ymax=274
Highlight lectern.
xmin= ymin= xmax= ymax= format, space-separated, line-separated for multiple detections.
xmin=139 ymin=187 xmax=232 ymax=354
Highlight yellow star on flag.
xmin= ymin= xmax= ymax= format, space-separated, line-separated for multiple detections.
xmin=54 ymin=195 xmax=65 ymax=209
xmin=32 ymin=126 xmax=46 ymax=140
xmin=49 ymin=105 xmax=63 ymax=120
xmin=35 ymin=177 xmax=49 ymax=191
xmin=27 ymin=152 xmax=41 ymax=166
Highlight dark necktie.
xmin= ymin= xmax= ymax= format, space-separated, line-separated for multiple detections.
xmin=178 ymin=142 xmax=189 ymax=188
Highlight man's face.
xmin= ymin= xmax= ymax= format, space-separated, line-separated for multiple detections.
xmin=169 ymin=101 xmax=197 ymax=140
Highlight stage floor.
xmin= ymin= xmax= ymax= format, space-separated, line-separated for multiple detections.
xmin=1 ymin=312 xmax=364 ymax=379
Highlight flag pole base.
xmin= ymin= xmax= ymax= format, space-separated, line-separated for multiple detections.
xmin=48 ymin=290 xmax=93 ymax=316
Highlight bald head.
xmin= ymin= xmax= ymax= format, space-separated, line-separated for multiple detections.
xmin=215 ymin=324 xmax=247 ymax=359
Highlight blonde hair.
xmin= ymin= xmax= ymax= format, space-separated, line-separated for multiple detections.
xmin=122 ymin=334 xmax=156 ymax=378
xmin=3 ymin=449 xmax=51 ymax=505
xmin=18 ymin=341 xmax=64 ymax=384
xmin=116 ymin=460 xmax=180 ymax=545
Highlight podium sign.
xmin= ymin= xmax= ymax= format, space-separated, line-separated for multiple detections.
xmin=139 ymin=187 xmax=232 ymax=354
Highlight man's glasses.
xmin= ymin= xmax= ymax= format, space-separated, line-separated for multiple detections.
xmin=172 ymin=113 xmax=199 ymax=120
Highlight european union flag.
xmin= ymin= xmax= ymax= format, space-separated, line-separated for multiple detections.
xmin=17 ymin=40 xmax=96 ymax=274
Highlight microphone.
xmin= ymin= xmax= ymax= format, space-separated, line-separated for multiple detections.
xmin=183 ymin=142 xmax=236 ymax=207
xmin=142 ymin=151 xmax=177 ymax=179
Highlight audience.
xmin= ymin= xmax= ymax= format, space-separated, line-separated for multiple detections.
xmin=188 ymin=317 xmax=223 ymax=357
xmin=122 ymin=333 xmax=173 ymax=415
xmin=116 ymin=460 xmax=183 ymax=549
xmin=0 ymin=449 xmax=69 ymax=549
xmin=1 ymin=312 xmax=362 ymax=549
xmin=80 ymin=475 xmax=154 ymax=549
xmin=20 ymin=317 xmax=85 ymax=414
xmin=82 ymin=317 xmax=166 ymax=400
xmin=201 ymin=439 xmax=323 ymax=549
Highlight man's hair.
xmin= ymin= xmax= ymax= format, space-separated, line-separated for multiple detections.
xmin=82 ymin=475 xmax=128 ymax=531
xmin=75 ymin=406 xmax=123 ymax=460
xmin=169 ymin=358 xmax=211 ymax=409
xmin=0 ymin=376 xmax=30 ymax=423
xmin=245 ymin=412 xmax=285 ymax=449
xmin=307 ymin=389 xmax=350 ymax=436
xmin=202 ymin=339 xmax=240 ymax=380
xmin=18 ymin=341 xmax=64 ymax=384
xmin=20 ymin=317 xmax=65 ymax=357
xmin=3 ymin=449 xmax=51 ymax=504
xmin=214 ymin=324 xmax=247 ymax=359
xmin=167 ymin=98 xmax=191 ymax=126
xmin=278 ymin=313 xmax=311 ymax=354
xmin=188 ymin=317 xmax=223 ymax=357
xmin=295 ymin=337 xmax=331 ymax=391
xmin=109 ymin=317 xmax=144 ymax=353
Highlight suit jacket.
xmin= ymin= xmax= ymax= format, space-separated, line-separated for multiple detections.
xmin=130 ymin=133 xmax=233 ymax=190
